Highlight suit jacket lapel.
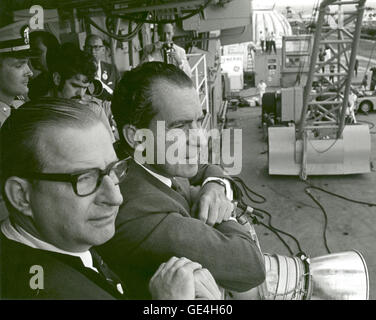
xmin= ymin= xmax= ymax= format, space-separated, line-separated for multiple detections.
xmin=132 ymin=161 xmax=191 ymax=214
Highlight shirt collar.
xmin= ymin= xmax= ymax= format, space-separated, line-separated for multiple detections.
xmin=96 ymin=60 xmax=101 ymax=80
xmin=135 ymin=160 xmax=172 ymax=188
xmin=1 ymin=218 xmax=98 ymax=272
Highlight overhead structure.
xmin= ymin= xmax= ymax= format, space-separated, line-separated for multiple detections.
xmin=268 ymin=0 xmax=371 ymax=177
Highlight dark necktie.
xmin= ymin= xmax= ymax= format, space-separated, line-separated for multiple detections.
xmin=90 ymin=249 xmax=126 ymax=297
xmin=171 ymin=177 xmax=190 ymax=204
xmin=171 ymin=177 xmax=183 ymax=193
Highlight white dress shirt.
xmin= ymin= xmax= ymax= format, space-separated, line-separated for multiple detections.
xmin=1 ymin=218 xmax=98 ymax=272
xmin=136 ymin=161 xmax=233 ymax=200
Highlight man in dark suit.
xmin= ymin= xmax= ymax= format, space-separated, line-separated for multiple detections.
xmin=0 ymin=97 xmax=220 ymax=300
xmin=84 ymin=34 xmax=119 ymax=100
xmin=97 ymin=62 xmax=266 ymax=299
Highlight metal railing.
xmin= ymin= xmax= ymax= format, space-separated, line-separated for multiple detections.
xmin=187 ymin=53 xmax=210 ymax=114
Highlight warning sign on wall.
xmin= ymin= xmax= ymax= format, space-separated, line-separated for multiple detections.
xmin=221 ymin=54 xmax=244 ymax=91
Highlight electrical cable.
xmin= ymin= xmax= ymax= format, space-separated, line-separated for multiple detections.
xmin=235 ymin=202 xmax=295 ymax=255
xmin=258 ymin=221 xmax=295 ymax=255
xmin=253 ymin=206 xmax=305 ymax=255
xmin=304 ymin=182 xmax=376 ymax=207
xmin=234 ymin=177 xmax=306 ymax=256
xmin=232 ymin=176 xmax=266 ymax=204
xmin=300 ymin=179 xmax=376 ymax=254
xmin=233 ymin=169 xmax=376 ymax=257
xmin=85 ymin=14 xmax=146 ymax=41
xmin=108 ymin=0 xmax=213 ymax=24
xmin=304 ymin=187 xmax=332 ymax=254
xmin=89 ymin=1 xmax=211 ymax=42
xmin=307 ymin=136 xmax=339 ymax=154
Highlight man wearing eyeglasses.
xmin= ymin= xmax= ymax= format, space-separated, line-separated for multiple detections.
xmin=84 ymin=34 xmax=120 ymax=99
xmin=0 ymin=98 xmax=221 ymax=300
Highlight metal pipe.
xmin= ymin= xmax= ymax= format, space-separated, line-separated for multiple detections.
xmin=337 ymin=0 xmax=366 ymax=138
xmin=299 ymin=0 xmax=337 ymax=137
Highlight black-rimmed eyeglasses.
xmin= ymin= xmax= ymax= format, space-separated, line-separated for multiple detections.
xmin=19 ymin=157 xmax=131 ymax=197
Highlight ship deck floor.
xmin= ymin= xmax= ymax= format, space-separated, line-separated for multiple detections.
xmin=225 ymin=105 xmax=376 ymax=299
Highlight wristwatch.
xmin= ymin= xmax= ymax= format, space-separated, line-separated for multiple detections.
xmin=202 ymin=177 xmax=233 ymax=200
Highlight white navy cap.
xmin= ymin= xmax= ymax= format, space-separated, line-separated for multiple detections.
xmin=0 ymin=21 xmax=37 ymax=57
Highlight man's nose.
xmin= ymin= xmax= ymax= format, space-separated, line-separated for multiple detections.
xmin=25 ymin=64 xmax=33 ymax=78
xmin=187 ymin=127 xmax=207 ymax=147
xmin=96 ymin=175 xmax=123 ymax=206
xmin=78 ymin=88 xmax=86 ymax=98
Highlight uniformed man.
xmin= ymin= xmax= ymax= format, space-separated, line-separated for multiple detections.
xmin=0 ymin=21 xmax=34 ymax=127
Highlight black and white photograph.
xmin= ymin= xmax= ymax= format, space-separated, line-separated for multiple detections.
xmin=0 ymin=0 xmax=375 ymax=309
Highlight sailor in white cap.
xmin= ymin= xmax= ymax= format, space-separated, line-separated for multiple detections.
xmin=0 ymin=21 xmax=35 ymax=127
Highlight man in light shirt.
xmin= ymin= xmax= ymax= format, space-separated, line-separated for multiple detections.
xmin=257 ymin=80 xmax=267 ymax=106
xmin=259 ymin=30 xmax=265 ymax=53
xmin=265 ymin=28 xmax=271 ymax=54
xmin=0 ymin=97 xmax=220 ymax=300
xmin=142 ymin=23 xmax=192 ymax=77
xmin=346 ymin=89 xmax=357 ymax=124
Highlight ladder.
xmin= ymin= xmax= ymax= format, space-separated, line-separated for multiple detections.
xmin=298 ymin=0 xmax=366 ymax=139
xmin=187 ymin=52 xmax=211 ymax=129
xmin=246 ymin=48 xmax=254 ymax=71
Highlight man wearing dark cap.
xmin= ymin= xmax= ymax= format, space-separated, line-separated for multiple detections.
xmin=0 ymin=22 xmax=34 ymax=127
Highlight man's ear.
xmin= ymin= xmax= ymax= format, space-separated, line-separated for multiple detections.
xmin=122 ymin=124 xmax=139 ymax=149
xmin=4 ymin=177 xmax=33 ymax=218
xmin=52 ymin=72 xmax=61 ymax=87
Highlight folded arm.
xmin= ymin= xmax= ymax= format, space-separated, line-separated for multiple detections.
xmin=113 ymin=208 xmax=265 ymax=292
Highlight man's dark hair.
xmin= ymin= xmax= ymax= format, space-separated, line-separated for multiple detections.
xmin=0 ymin=98 xmax=103 ymax=210
xmin=111 ymin=61 xmax=193 ymax=144
xmin=48 ymin=43 xmax=97 ymax=87
xmin=30 ymin=30 xmax=60 ymax=70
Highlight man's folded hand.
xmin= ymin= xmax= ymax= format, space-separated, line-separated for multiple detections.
xmin=149 ymin=256 xmax=202 ymax=300
xmin=192 ymin=182 xmax=234 ymax=226
xmin=194 ymin=268 xmax=222 ymax=300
